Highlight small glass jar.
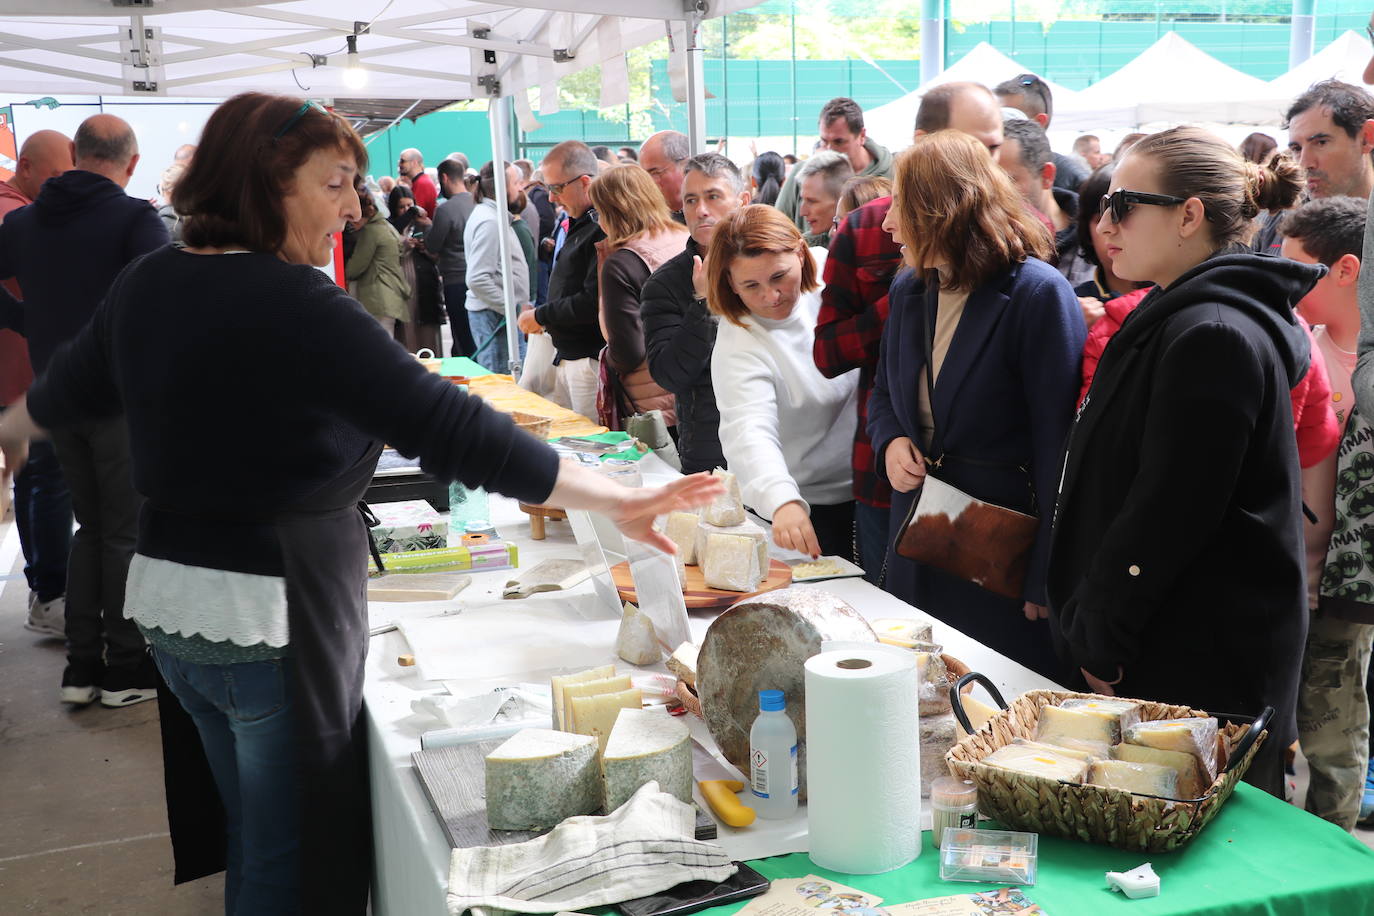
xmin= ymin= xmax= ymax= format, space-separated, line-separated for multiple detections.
xmin=930 ymin=776 xmax=979 ymax=848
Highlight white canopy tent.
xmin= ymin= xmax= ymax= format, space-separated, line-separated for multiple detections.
xmin=863 ymin=41 xmax=1078 ymax=152
xmin=1269 ymin=30 xmax=1374 ymax=96
xmin=1054 ymin=32 xmax=1290 ymax=131
xmin=0 ymin=0 xmax=754 ymax=375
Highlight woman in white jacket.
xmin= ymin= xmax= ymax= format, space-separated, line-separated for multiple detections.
xmin=706 ymin=204 xmax=859 ymax=559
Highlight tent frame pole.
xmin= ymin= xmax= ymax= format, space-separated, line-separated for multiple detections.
xmin=487 ymin=92 xmax=523 ymax=380
xmin=684 ymin=0 xmax=707 ymax=154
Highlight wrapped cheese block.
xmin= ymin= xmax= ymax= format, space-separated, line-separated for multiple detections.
xmin=550 ymin=665 xmax=616 ymax=730
xmin=569 ymin=686 xmax=643 ymax=753
xmin=1087 ymin=758 xmax=1180 ymax=798
xmin=616 ymin=603 xmax=661 ymax=665
xmin=981 ymin=742 xmax=1090 ymax=783
xmin=666 ymin=642 xmax=699 ymax=688
xmin=702 ymin=533 xmax=764 ymax=592
xmin=664 ymin=511 xmax=701 ymax=565
xmin=1124 ymin=717 xmax=1220 ymax=783
xmin=1112 ymin=742 xmax=1209 ymax=799
xmin=697 ymin=587 xmax=877 ymax=800
xmin=921 ymin=710 xmax=959 ymax=796
xmin=916 ymin=651 xmax=951 ymax=716
xmin=601 ymin=707 xmax=693 ymax=812
xmin=694 ymin=519 xmax=768 ymax=576
xmin=1034 ymin=705 xmax=1117 ymax=756
xmin=1006 ymin=737 xmax=1099 ymax=762
xmin=703 ymin=468 xmax=747 ymax=526
xmin=485 ymin=729 xmax=601 ymax=829
xmin=1060 ymin=697 xmax=1142 ymax=742
xmin=871 ymin=618 xmax=935 ymax=649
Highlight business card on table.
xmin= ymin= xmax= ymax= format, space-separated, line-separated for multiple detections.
xmin=887 ymin=888 xmax=1046 ymax=916
xmin=734 ymin=876 xmax=884 ymax=916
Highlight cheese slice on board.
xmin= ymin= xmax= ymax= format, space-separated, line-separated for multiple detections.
xmin=485 ymin=729 xmax=601 ymax=830
xmin=1124 ymin=717 xmax=1220 ymax=783
xmin=550 ymin=665 xmax=616 ymax=730
xmin=562 ymin=675 xmax=634 ymax=731
xmin=702 ymin=533 xmax=763 ymax=592
xmin=982 ymin=742 xmax=1090 ymax=783
xmin=1087 ymin=758 xmax=1180 ymax=797
xmin=570 ymin=686 xmax=644 ymax=754
xmin=601 ymin=707 xmax=693 ymax=812
xmin=1034 ymin=704 xmax=1117 ymax=756
xmin=703 ymin=468 xmax=746 ymax=526
xmin=1112 ymin=742 xmax=1208 ymax=799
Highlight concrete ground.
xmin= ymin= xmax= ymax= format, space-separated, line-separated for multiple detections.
xmin=0 ymin=510 xmax=1370 ymax=914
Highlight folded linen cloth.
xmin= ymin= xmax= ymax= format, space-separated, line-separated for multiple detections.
xmin=447 ymin=781 xmax=737 ymax=916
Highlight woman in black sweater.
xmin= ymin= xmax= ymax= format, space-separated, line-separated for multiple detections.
xmin=0 ymin=94 xmax=719 ymax=916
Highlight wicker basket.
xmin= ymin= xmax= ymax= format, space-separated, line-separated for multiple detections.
xmin=945 ymin=673 xmax=1270 ymax=853
xmin=510 ymin=411 xmax=554 ymax=440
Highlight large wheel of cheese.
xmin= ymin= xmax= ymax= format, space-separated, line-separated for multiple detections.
xmin=697 ymin=587 xmax=876 ymax=801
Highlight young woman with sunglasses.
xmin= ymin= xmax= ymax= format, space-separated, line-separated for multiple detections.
xmin=1047 ymin=126 xmax=1312 ymax=798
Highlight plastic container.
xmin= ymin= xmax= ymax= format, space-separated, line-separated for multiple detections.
xmin=929 ymin=777 xmax=979 ymax=848
xmin=448 ymin=481 xmax=490 ymax=529
xmin=938 ymin=827 xmax=1038 ymax=886
xmin=749 ymin=690 xmax=798 ymax=819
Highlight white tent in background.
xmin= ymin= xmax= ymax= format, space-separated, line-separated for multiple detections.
xmin=1269 ymin=30 xmax=1374 ymax=96
xmin=863 ymin=41 xmax=1077 ymax=152
xmin=1054 ymin=32 xmax=1289 ymax=130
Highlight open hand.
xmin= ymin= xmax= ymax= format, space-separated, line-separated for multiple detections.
xmin=607 ymin=473 xmax=725 ymax=553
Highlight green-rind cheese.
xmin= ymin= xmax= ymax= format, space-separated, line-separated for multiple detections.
xmin=601 ymin=707 xmax=693 ymax=812
xmin=485 ymin=729 xmax=600 ymax=830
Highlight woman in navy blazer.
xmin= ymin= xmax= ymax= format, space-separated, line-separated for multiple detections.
xmin=868 ymin=131 xmax=1086 ymax=684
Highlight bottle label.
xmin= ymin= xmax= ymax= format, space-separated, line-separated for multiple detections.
xmin=789 ymin=743 xmax=799 ymax=796
xmin=957 ymin=810 xmax=977 ymax=829
xmin=751 ymin=747 xmax=769 ymax=798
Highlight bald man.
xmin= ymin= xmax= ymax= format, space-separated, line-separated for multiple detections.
xmin=639 ymin=130 xmax=690 ymax=218
xmin=399 ymin=147 xmax=437 ymax=217
xmin=173 ymin=143 xmax=196 ymax=164
xmin=0 ymin=129 xmax=75 ymax=641
xmin=0 ymin=113 xmax=168 ymax=708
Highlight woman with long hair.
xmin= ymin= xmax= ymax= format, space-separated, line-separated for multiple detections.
xmin=868 ymin=131 xmax=1085 ymax=683
xmin=345 ymin=177 xmax=411 ymax=334
xmin=1048 ymin=126 xmax=1312 ymax=796
xmin=750 ymin=151 xmax=786 ymax=207
xmin=707 ymin=205 xmax=858 ymax=559
xmin=587 ymin=164 xmax=690 ymax=430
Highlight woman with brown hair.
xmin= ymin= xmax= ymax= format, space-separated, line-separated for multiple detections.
xmin=344 ymin=176 xmax=411 ymax=333
xmin=1048 ymin=126 xmax=1312 ymax=796
xmin=868 ymin=130 xmax=1085 ymax=683
xmin=707 ymin=204 xmax=859 ymax=559
xmin=587 ymin=164 xmax=689 ymax=429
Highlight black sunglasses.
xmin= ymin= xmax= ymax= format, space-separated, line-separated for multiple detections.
xmin=547 ymin=173 xmax=591 ymax=195
xmin=1099 ymin=188 xmax=1189 ymax=224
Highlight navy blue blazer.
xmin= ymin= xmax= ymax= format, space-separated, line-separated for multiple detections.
xmin=868 ymin=257 xmax=1086 ymax=606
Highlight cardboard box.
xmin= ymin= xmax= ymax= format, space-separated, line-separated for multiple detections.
xmin=368 ymin=499 xmax=447 ymax=553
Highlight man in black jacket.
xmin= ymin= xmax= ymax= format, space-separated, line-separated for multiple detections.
xmin=0 ymin=114 xmax=168 ymax=708
xmin=519 ymin=141 xmax=605 ymax=420
xmin=641 ymin=153 xmax=751 ymax=473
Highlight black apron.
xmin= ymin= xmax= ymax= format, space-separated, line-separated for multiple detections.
xmin=156 ymin=443 xmax=382 ymax=914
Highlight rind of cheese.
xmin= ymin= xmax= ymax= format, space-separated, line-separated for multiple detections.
xmin=485 ymin=729 xmax=600 ymax=830
xmin=1112 ymin=742 xmax=1208 ymax=799
xmin=1060 ymin=697 xmax=1142 ymax=742
xmin=703 ymin=468 xmax=746 ymax=526
xmin=602 ymin=707 xmax=693 ymax=812
xmin=664 ymin=512 xmax=701 ymax=565
xmin=871 ymin=617 xmax=935 ymax=649
xmin=981 ymin=742 xmax=1090 ymax=783
xmin=694 ymin=519 xmax=767 ymax=576
xmin=550 ymin=665 xmax=616 ymax=730
xmin=569 ymin=686 xmax=643 ymax=754
xmin=1087 ymin=758 xmax=1180 ymax=798
xmin=616 ymin=603 xmax=661 ymax=665
xmin=665 ymin=642 xmax=700 ymax=688
xmin=702 ymin=533 xmax=763 ymax=592
xmin=1034 ymin=704 xmax=1117 ymax=755
xmin=1124 ymin=717 xmax=1220 ymax=783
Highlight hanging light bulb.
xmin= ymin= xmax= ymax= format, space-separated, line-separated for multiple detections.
xmin=342 ymin=34 xmax=368 ymax=90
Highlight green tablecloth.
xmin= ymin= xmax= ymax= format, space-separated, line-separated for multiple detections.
xmin=562 ymin=430 xmax=649 ymax=462
xmin=440 ymin=356 xmax=493 ymax=378
xmin=704 ymin=786 xmax=1374 ymax=916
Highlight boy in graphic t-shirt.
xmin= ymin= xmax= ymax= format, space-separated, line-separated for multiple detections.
xmin=1281 ymin=196 xmax=1373 ymax=831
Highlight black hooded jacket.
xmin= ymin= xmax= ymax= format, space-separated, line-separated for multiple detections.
xmin=1047 ymin=251 xmax=1321 ymax=787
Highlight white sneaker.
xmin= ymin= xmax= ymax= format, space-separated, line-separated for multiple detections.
xmin=25 ymin=595 xmax=66 ymax=638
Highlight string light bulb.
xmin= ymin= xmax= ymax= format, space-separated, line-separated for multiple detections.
xmin=342 ymin=33 xmax=368 ymax=90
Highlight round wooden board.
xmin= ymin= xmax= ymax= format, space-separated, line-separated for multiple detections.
xmin=611 ymin=558 xmax=793 ymax=609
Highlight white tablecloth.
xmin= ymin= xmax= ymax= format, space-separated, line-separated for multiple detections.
xmin=364 ymin=457 xmax=1063 ymax=916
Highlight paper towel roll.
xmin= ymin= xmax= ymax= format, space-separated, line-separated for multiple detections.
xmin=804 ymin=644 xmax=921 ymax=874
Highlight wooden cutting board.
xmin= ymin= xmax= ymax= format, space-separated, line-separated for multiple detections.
xmin=611 ymin=558 xmax=793 ymax=610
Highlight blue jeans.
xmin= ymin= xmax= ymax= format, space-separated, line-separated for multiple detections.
xmin=855 ymin=500 xmax=890 ymax=586
xmin=468 ymin=308 xmax=509 ymax=374
xmin=13 ymin=438 xmax=72 ymax=602
xmin=152 ymin=649 xmax=300 ymax=915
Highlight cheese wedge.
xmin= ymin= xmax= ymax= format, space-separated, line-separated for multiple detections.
xmin=569 ymin=686 xmax=644 ymax=754
xmin=702 ymin=532 xmax=764 ymax=592
xmin=550 ymin=665 xmax=616 ymax=730
xmin=1124 ymin=717 xmax=1220 ymax=783
xmin=562 ymin=675 xmax=634 ymax=731
xmin=694 ymin=519 xmax=768 ymax=576
xmin=1060 ymin=698 xmax=1142 ymax=743
xmin=703 ymin=468 xmax=746 ymax=526
xmin=871 ymin=617 xmax=935 ymax=649
xmin=664 ymin=511 xmax=701 ymax=565
xmin=955 ymin=694 xmax=1000 ymax=739
xmin=1087 ymin=758 xmax=1179 ymax=798
xmin=1034 ymin=705 xmax=1117 ymax=756
xmin=665 ymin=642 xmax=700 ymax=688
xmin=981 ymin=742 xmax=1089 ymax=783
xmin=616 ymin=603 xmax=661 ymax=665
xmin=601 ymin=707 xmax=693 ymax=811
xmin=1112 ymin=742 xmax=1209 ymax=799
xmin=485 ymin=729 xmax=600 ymax=830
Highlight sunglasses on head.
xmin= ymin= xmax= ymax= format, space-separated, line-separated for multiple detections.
xmin=1099 ymin=188 xmax=1189 ymax=224
xmin=273 ymin=100 xmax=327 ymax=140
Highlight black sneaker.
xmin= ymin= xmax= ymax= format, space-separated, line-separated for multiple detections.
xmin=100 ymin=654 xmax=158 ymax=708
xmin=61 ymin=658 xmax=105 ymax=706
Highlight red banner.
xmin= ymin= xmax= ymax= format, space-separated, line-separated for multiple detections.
xmin=0 ymin=108 xmax=16 ymax=182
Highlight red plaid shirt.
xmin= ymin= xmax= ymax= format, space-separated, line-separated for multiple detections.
xmin=814 ymin=196 xmax=903 ymax=508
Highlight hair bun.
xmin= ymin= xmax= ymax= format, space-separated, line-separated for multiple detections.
xmin=1250 ymin=152 xmax=1304 ymax=215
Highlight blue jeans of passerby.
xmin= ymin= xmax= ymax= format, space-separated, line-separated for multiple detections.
xmin=855 ymin=500 xmax=890 ymax=586
xmin=13 ymin=438 xmax=72 ymax=602
xmin=152 ymin=649 xmax=300 ymax=916
xmin=468 ymin=308 xmax=509 ymax=374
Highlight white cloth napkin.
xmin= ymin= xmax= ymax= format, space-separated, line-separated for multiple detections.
xmin=447 ymin=782 xmax=737 ymax=916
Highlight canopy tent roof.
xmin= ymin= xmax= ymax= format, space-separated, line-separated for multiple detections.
xmin=863 ymin=42 xmax=1077 ymax=152
xmin=1269 ymin=30 xmax=1374 ymax=97
xmin=331 ymin=98 xmax=458 ymax=135
xmin=1054 ymin=32 xmax=1289 ymax=130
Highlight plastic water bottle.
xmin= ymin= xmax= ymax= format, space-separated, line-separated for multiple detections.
xmin=449 ymin=481 xmax=490 ymax=530
xmin=749 ymin=689 xmax=798 ymax=819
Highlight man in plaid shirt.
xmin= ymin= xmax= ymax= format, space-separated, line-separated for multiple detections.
xmin=814 ymin=82 xmax=1006 ymax=584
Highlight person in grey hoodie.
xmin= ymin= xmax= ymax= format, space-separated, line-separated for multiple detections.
xmin=0 ymin=114 xmax=168 ymax=708
xmin=464 ymin=160 xmax=530 ymax=373
xmin=427 ymin=157 xmax=477 ymax=357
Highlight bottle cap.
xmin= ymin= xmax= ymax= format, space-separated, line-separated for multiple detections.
xmin=930 ymin=776 xmax=978 ymax=807
xmin=758 ymin=689 xmax=785 ymax=711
